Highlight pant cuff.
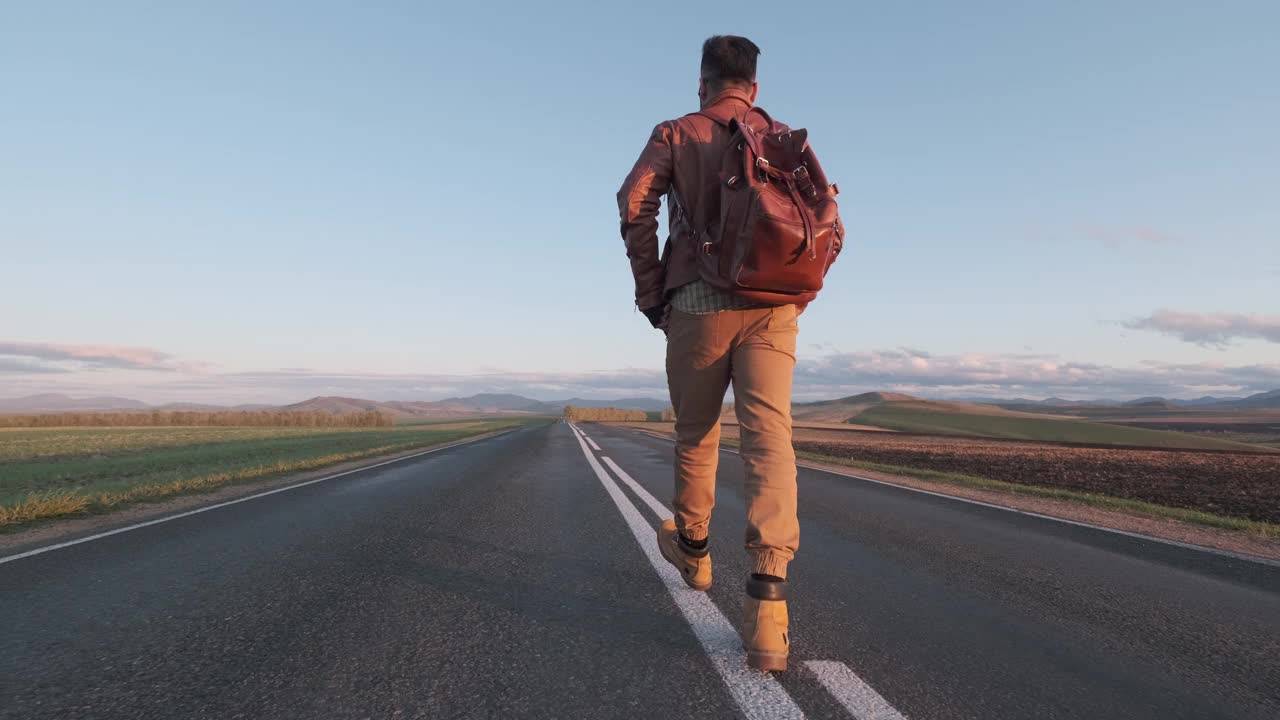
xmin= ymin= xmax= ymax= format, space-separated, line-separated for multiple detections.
xmin=750 ymin=552 xmax=790 ymax=580
xmin=678 ymin=524 xmax=709 ymax=542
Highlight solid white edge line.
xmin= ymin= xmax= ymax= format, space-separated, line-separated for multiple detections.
xmin=0 ymin=427 xmax=523 ymax=566
xmin=567 ymin=425 xmax=806 ymax=720
xmin=602 ymin=456 xmax=673 ymax=521
xmin=804 ymin=660 xmax=909 ymax=720
xmin=618 ymin=426 xmax=1280 ymax=569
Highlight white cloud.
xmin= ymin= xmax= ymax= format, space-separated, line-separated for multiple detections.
xmin=0 ymin=341 xmax=180 ymax=371
xmin=1125 ymin=310 xmax=1280 ymax=346
xmin=1080 ymin=225 xmax=1180 ymax=249
xmin=792 ymin=348 xmax=1279 ymax=400
xmin=0 ymin=357 xmax=68 ymax=374
xmin=3 ymin=340 xmax=1278 ymax=405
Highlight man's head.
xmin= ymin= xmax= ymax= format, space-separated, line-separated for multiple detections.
xmin=699 ymin=35 xmax=760 ymax=108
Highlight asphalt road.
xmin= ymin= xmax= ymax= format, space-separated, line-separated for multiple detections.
xmin=3 ymin=421 xmax=1278 ymax=719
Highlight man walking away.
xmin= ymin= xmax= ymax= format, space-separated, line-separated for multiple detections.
xmin=617 ymin=35 xmax=844 ymax=672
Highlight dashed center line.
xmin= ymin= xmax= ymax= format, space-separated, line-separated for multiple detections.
xmin=805 ymin=660 xmax=907 ymax=720
xmin=570 ymin=423 xmax=911 ymax=720
xmin=568 ymin=424 xmax=806 ymax=720
xmin=601 ymin=456 xmax=671 ymax=520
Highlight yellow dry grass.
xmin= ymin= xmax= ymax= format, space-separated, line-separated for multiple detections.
xmin=0 ymin=491 xmax=90 ymax=525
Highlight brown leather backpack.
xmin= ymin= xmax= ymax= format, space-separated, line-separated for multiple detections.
xmin=694 ymin=107 xmax=843 ymax=305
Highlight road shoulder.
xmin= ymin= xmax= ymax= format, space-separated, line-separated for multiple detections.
xmin=0 ymin=428 xmax=517 ymax=556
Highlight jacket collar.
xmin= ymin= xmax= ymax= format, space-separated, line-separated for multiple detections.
xmin=704 ymin=86 xmax=754 ymax=112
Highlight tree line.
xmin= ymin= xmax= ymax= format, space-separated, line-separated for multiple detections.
xmin=0 ymin=410 xmax=396 ymax=429
xmin=562 ymin=406 xmax=649 ymax=422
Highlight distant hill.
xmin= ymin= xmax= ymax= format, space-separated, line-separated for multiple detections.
xmin=5 ymin=387 xmax=1276 ymax=425
xmin=1124 ymin=397 xmax=1165 ymax=406
xmin=0 ymin=392 xmax=670 ymax=418
xmin=557 ymin=397 xmax=669 ymax=412
xmin=830 ymin=391 xmax=917 ymax=404
xmin=1041 ymin=397 xmax=1103 ymax=406
xmin=427 ymin=394 xmax=667 ymax=414
xmin=792 ymin=391 xmax=1268 ymax=451
xmin=1180 ymin=395 xmax=1244 ymax=407
xmin=1121 ymin=398 xmax=1180 ymax=410
xmin=0 ymin=393 xmax=151 ymax=413
xmin=282 ymin=396 xmax=400 ymax=415
xmin=154 ymin=402 xmax=276 ymax=412
xmin=435 ymin=393 xmax=557 ymax=413
xmin=277 ymin=394 xmax=556 ymax=418
xmin=1021 ymin=390 xmax=1280 ymax=413
xmin=1117 ymin=395 xmax=1251 ymax=409
xmin=1218 ymin=389 xmax=1280 ymax=409
xmin=794 ymin=392 xmax=1050 ymax=424
xmin=983 ymin=395 xmax=1249 ymax=409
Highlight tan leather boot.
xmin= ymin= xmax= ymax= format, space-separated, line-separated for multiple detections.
xmin=742 ymin=576 xmax=789 ymax=672
xmin=657 ymin=518 xmax=712 ymax=591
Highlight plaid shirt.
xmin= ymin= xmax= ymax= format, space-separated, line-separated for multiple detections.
xmin=669 ymin=279 xmax=772 ymax=315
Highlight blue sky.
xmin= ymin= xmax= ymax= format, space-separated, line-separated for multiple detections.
xmin=2 ymin=1 xmax=1277 ymax=404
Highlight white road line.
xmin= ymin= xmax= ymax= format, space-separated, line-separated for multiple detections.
xmin=601 ymin=456 xmax=672 ymax=521
xmin=586 ymin=425 xmax=911 ymax=718
xmin=804 ymin=661 xmax=908 ymax=720
xmin=0 ymin=428 xmax=522 ymax=566
xmin=570 ymin=424 xmax=603 ymax=451
xmin=618 ymin=427 xmax=1280 ymax=568
xmin=567 ymin=424 xmax=806 ymax=720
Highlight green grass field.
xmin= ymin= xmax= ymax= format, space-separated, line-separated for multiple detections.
xmin=855 ymin=405 xmax=1271 ymax=451
xmin=0 ymin=418 xmax=540 ymax=529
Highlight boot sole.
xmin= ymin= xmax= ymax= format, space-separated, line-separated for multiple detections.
xmin=746 ymin=650 xmax=788 ymax=672
xmin=680 ymin=574 xmax=712 ymax=592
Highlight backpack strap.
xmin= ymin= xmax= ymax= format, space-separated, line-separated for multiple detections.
xmin=735 ymin=120 xmax=766 ymax=172
xmin=744 ymin=106 xmax=774 ymax=132
xmin=697 ymin=105 xmax=776 ymax=182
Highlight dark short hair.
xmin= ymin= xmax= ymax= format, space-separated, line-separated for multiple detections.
xmin=701 ymin=35 xmax=760 ymax=91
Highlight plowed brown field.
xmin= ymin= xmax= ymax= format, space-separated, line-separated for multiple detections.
xmin=796 ymin=433 xmax=1280 ymax=524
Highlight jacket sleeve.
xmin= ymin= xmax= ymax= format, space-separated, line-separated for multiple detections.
xmin=617 ymin=122 xmax=674 ymax=311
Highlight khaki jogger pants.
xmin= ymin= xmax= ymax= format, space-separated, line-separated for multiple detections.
xmin=665 ymin=305 xmax=799 ymax=579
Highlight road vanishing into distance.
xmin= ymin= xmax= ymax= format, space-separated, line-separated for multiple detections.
xmin=3 ymin=421 xmax=1279 ymax=719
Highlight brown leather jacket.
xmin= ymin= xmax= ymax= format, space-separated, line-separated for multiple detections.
xmin=617 ymin=88 xmax=777 ymax=311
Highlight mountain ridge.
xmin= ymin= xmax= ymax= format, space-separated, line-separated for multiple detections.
xmin=3 ymin=388 xmax=1277 ymax=415
xmin=0 ymin=392 xmax=668 ymax=416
